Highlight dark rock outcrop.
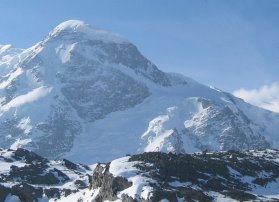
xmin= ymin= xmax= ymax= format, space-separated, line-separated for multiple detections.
xmin=11 ymin=183 xmax=43 ymax=202
xmin=0 ymin=185 xmax=10 ymax=202
xmin=91 ymin=164 xmax=132 ymax=202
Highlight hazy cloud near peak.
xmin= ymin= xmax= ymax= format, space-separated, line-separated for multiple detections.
xmin=233 ymin=82 xmax=279 ymax=113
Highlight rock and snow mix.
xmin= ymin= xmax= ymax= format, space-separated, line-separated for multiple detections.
xmin=109 ymin=156 xmax=155 ymax=200
xmin=90 ymin=150 xmax=279 ymax=202
xmin=0 ymin=148 xmax=92 ymax=202
xmin=0 ymin=148 xmax=279 ymax=201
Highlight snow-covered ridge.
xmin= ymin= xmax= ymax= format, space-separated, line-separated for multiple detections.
xmin=48 ymin=20 xmax=127 ymax=44
xmin=0 ymin=44 xmax=12 ymax=53
xmin=0 ymin=44 xmax=23 ymax=75
xmin=0 ymin=86 xmax=52 ymax=113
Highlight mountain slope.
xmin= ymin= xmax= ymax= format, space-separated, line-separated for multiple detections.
xmin=0 ymin=20 xmax=279 ymax=163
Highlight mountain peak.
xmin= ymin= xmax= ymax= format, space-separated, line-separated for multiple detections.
xmin=55 ymin=20 xmax=87 ymax=30
xmin=48 ymin=19 xmax=127 ymax=44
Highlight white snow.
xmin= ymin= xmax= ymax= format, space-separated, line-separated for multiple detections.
xmin=0 ymin=86 xmax=52 ymax=112
xmin=0 ymin=45 xmax=23 ymax=76
xmin=53 ymin=20 xmax=86 ymax=31
xmin=109 ymin=156 xmax=138 ymax=178
xmin=10 ymin=138 xmax=32 ymax=150
xmin=0 ymin=68 xmax=23 ymax=89
xmin=55 ymin=43 xmax=77 ymax=64
xmin=0 ymin=44 xmax=12 ymax=53
xmin=141 ymin=113 xmax=176 ymax=152
xmin=109 ymin=156 xmax=155 ymax=200
xmin=49 ymin=20 xmax=127 ymax=44
xmin=0 ymin=160 xmax=25 ymax=174
xmin=16 ymin=117 xmax=32 ymax=134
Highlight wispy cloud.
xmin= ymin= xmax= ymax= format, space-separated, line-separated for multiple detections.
xmin=233 ymin=83 xmax=279 ymax=113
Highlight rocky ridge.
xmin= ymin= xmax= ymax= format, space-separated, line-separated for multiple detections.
xmin=2 ymin=148 xmax=279 ymax=201
xmin=89 ymin=150 xmax=279 ymax=202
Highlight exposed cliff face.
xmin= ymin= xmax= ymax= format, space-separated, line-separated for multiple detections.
xmin=90 ymin=164 xmax=133 ymax=202
xmin=1 ymin=20 xmax=279 ymax=163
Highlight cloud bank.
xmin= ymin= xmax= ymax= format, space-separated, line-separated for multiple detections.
xmin=233 ymin=83 xmax=279 ymax=113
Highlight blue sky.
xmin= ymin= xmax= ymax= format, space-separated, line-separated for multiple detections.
xmin=0 ymin=0 xmax=279 ymax=94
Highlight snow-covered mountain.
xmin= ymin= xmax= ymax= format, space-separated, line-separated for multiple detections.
xmin=0 ymin=20 xmax=279 ymax=164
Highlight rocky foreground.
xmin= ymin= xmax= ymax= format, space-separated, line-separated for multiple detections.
xmin=0 ymin=148 xmax=91 ymax=201
xmin=0 ymin=148 xmax=279 ymax=201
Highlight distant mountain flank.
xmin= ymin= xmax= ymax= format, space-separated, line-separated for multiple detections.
xmin=0 ymin=20 xmax=279 ymax=164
